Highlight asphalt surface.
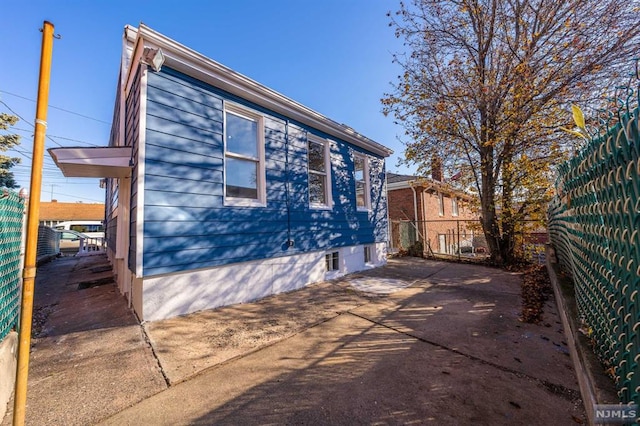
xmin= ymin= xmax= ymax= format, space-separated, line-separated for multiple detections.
xmin=2 ymin=254 xmax=586 ymax=425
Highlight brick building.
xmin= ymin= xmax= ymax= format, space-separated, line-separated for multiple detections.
xmin=39 ymin=200 xmax=105 ymax=227
xmin=387 ymin=172 xmax=481 ymax=255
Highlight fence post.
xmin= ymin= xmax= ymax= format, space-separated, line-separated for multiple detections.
xmin=457 ymin=220 xmax=461 ymax=260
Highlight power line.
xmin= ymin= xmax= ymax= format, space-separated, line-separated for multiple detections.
xmin=43 ymin=134 xmax=102 ymax=147
xmin=0 ymin=99 xmax=63 ymax=147
xmin=10 ymin=127 xmax=102 ymax=147
xmin=0 ymin=89 xmax=111 ymax=125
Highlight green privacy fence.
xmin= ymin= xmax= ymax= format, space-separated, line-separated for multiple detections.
xmin=548 ymin=83 xmax=640 ymax=405
xmin=0 ymin=190 xmax=25 ymax=342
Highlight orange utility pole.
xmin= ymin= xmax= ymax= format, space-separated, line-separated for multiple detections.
xmin=12 ymin=21 xmax=56 ymax=426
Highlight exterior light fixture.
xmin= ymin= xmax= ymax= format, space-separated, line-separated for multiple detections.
xmin=142 ymin=47 xmax=165 ymax=72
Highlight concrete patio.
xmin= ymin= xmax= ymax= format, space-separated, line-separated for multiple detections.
xmin=2 ymin=255 xmax=585 ymax=425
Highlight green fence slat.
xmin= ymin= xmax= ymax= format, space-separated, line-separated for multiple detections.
xmin=0 ymin=190 xmax=25 ymax=342
xmin=548 ymin=100 xmax=640 ymax=406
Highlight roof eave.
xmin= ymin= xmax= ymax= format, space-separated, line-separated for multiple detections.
xmin=126 ymin=24 xmax=393 ymax=158
xmin=49 ymin=147 xmax=132 ymax=178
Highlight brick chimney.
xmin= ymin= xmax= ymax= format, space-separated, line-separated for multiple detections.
xmin=431 ymin=155 xmax=442 ymax=182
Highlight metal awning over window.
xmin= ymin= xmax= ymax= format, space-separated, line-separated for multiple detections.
xmin=48 ymin=147 xmax=132 ymax=178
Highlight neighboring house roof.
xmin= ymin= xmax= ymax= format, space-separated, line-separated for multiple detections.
xmin=39 ymin=201 xmax=105 ymax=221
xmin=123 ymin=24 xmax=393 ymax=158
xmin=386 ymin=172 xmax=474 ymax=201
xmin=387 ymin=172 xmax=417 ymax=185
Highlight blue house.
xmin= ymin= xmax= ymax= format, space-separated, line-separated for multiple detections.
xmin=50 ymin=24 xmax=392 ymax=321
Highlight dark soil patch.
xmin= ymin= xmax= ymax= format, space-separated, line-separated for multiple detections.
xmin=77 ymin=276 xmax=114 ymax=290
xmin=32 ymin=303 xmax=57 ymax=338
xmin=520 ymin=264 xmax=553 ymax=323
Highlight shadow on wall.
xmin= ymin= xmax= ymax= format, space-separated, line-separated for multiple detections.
xmin=139 ymin=68 xmax=388 ymax=288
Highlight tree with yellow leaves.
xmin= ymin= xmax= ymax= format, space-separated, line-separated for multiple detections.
xmin=382 ymin=0 xmax=640 ymax=264
xmin=0 ymin=113 xmax=21 ymax=189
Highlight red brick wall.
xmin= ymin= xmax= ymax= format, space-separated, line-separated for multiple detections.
xmin=388 ymin=184 xmax=480 ymax=254
xmin=420 ymin=190 xmax=479 ymax=253
xmin=388 ymin=187 xmax=420 ymax=221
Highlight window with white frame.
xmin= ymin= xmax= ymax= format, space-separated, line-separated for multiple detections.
xmin=308 ymin=136 xmax=332 ymax=208
xmin=452 ymin=197 xmax=459 ymax=216
xmin=438 ymin=193 xmax=444 ymax=216
xmin=224 ymin=103 xmax=265 ymax=206
xmin=325 ymin=251 xmax=340 ymax=271
xmin=354 ymin=153 xmax=370 ymax=210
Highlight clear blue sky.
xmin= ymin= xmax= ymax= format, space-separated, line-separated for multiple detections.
xmin=0 ymin=0 xmax=410 ymax=204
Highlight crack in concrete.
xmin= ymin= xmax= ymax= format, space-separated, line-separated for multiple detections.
xmin=347 ymin=310 xmax=581 ymax=404
xmin=140 ymin=323 xmax=171 ymax=388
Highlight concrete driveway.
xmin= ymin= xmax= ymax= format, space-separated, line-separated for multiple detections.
xmin=2 ymin=255 xmax=585 ymax=425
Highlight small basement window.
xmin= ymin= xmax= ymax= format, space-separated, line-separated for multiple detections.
xmin=325 ymin=251 xmax=339 ymax=271
xmin=364 ymin=246 xmax=372 ymax=264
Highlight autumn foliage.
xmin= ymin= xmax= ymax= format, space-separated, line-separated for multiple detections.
xmin=382 ymin=0 xmax=640 ymax=264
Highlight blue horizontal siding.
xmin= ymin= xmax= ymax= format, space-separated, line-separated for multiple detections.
xmin=145 ymin=159 xmax=223 ymax=183
xmin=140 ymin=67 xmax=387 ymax=276
xmin=142 ymin=205 xmax=371 ymax=223
xmin=142 ymin=219 xmax=373 ymax=238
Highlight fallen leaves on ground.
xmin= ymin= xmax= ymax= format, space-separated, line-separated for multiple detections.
xmin=520 ymin=265 xmax=553 ymax=323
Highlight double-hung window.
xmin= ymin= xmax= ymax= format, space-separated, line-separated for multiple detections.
xmin=224 ymin=103 xmax=265 ymax=206
xmin=354 ymin=153 xmax=370 ymax=210
xmin=308 ymin=136 xmax=332 ymax=208
xmin=438 ymin=193 xmax=445 ymax=216
xmin=452 ymin=197 xmax=459 ymax=216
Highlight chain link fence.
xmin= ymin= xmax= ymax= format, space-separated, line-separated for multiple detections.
xmin=389 ymin=219 xmax=547 ymax=263
xmin=0 ymin=190 xmax=26 ymax=342
xmin=37 ymin=225 xmax=59 ymax=258
xmin=548 ymin=84 xmax=640 ymax=405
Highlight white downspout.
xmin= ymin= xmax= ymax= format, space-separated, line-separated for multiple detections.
xmin=410 ymin=182 xmax=421 ymax=248
xmin=385 ymin=171 xmax=391 ymax=253
xmin=410 ymin=182 xmax=418 ymax=224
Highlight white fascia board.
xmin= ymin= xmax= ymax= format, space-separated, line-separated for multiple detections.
xmin=387 ymin=180 xmax=412 ymax=190
xmin=48 ymin=147 xmax=132 ymax=178
xmin=125 ymin=24 xmax=393 ymax=158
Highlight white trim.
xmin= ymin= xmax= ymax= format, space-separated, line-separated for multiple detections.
xmin=135 ymin=66 xmax=149 ymax=278
xmin=122 ymin=26 xmax=137 ymax=90
xmin=385 ymin=172 xmax=392 ymax=249
xmin=116 ymin=177 xmax=128 ymax=259
xmin=354 ymin=153 xmax=371 ymax=211
xmin=48 ymin=147 xmax=132 ymax=178
xmin=387 ymin=179 xmax=414 ymax=190
xmin=124 ymin=36 xmax=145 ymax=96
xmin=124 ymin=24 xmax=392 ymax=158
xmin=452 ymin=196 xmax=459 ymax=217
xmin=223 ymin=101 xmax=266 ymax=207
xmin=307 ymin=135 xmax=333 ymax=209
